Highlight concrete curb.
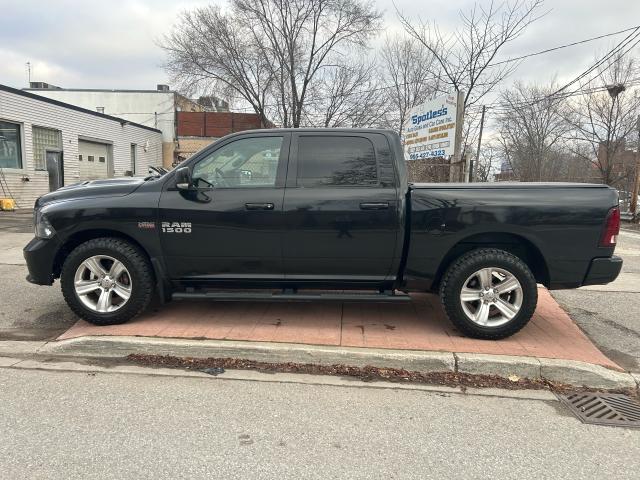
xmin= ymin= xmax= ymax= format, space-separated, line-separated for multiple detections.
xmin=0 ymin=340 xmax=47 ymax=356
xmin=455 ymin=353 xmax=542 ymax=380
xmin=25 ymin=336 xmax=638 ymax=391
xmin=0 ymin=357 xmax=559 ymax=401
xmin=37 ymin=336 xmax=457 ymax=373
xmin=538 ymin=358 xmax=637 ymax=390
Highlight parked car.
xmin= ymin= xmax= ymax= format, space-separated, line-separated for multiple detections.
xmin=24 ymin=129 xmax=622 ymax=339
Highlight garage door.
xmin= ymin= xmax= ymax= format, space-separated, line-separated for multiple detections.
xmin=78 ymin=140 xmax=109 ymax=180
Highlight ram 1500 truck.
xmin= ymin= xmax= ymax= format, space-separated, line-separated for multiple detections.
xmin=24 ymin=129 xmax=623 ymax=339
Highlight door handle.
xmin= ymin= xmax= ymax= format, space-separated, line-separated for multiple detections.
xmin=359 ymin=202 xmax=389 ymax=210
xmin=245 ymin=203 xmax=275 ymax=210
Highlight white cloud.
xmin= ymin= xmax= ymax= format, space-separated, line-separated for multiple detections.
xmin=0 ymin=0 xmax=638 ymax=93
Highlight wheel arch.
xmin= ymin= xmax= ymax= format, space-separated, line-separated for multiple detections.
xmin=432 ymin=232 xmax=550 ymax=291
xmin=53 ymin=229 xmax=149 ymax=278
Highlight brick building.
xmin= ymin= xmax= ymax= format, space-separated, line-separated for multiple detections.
xmin=175 ymin=111 xmax=268 ymax=164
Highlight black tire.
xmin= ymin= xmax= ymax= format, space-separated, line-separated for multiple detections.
xmin=61 ymin=238 xmax=154 ymax=326
xmin=439 ymin=248 xmax=538 ymax=340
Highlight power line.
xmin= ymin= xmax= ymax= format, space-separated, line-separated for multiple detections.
xmin=478 ymin=29 xmax=640 ymax=113
xmin=488 ymin=25 xmax=640 ymax=67
xmin=549 ymin=27 xmax=640 ymax=97
xmin=484 ymin=80 xmax=640 ymax=113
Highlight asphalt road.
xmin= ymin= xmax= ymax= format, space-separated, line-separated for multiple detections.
xmin=552 ymin=229 xmax=640 ymax=371
xmin=0 ymin=222 xmax=76 ymax=340
xmin=1 ymin=367 xmax=639 ymax=480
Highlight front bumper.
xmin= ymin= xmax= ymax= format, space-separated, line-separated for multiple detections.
xmin=582 ymin=256 xmax=623 ymax=286
xmin=23 ymin=237 xmax=60 ymax=285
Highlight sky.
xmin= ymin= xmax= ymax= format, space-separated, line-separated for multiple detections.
xmin=1 ymin=0 xmax=639 ymax=99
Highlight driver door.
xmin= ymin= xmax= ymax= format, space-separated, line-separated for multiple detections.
xmin=158 ymin=133 xmax=290 ymax=282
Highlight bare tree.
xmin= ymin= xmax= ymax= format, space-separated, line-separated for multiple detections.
xmin=397 ymin=0 xmax=545 ymax=181
xmin=379 ymin=34 xmax=442 ymax=136
xmin=163 ymin=0 xmax=383 ymax=128
xmin=397 ymin=0 xmax=545 ymax=110
xmin=162 ymin=6 xmax=274 ymax=126
xmin=566 ymin=51 xmax=640 ymax=187
xmin=474 ymin=142 xmax=499 ymax=182
xmin=495 ymin=81 xmax=572 ymax=181
xmin=304 ymin=55 xmax=388 ymax=128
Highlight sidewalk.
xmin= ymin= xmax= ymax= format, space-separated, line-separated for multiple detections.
xmin=36 ymin=287 xmax=638 ymax=390
xmin=59 ymin=288 xmax=618 ymax=370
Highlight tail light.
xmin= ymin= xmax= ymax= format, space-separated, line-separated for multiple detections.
xmin=599 ymin=206 xmax=620 ymax=247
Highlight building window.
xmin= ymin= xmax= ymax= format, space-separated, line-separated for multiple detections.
xmin=130 ymin=144 xmax=137 ymax=174
xmin=88 ymin=156 xmax=94 ymax=162
xmin=79 ymin=154 xmax=83 ymax=161
xmin=0 ymin=121 xmax=22 ymax=169
xmin=96 ymin=107 xmax=105 ymax=114
xmin=98 ymin=156 xmax=105 ymax=163
xmin=32 ymin=126 xmax=62 ymax=170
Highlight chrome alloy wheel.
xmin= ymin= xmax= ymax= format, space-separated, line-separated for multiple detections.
xmin=73 ymin=255 xmax=132 ymax=313
xmin=459 ymin=267 xmax=523 ymax=328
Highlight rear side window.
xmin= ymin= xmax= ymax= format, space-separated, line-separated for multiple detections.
xmin=297 ymin=136 xmax=377 ymax=187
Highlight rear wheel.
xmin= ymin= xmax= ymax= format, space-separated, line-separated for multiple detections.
xmin=61 ymin=238 xmax=154 ymax=325
xmin=439 ymin=248 xmax=538 ymax=339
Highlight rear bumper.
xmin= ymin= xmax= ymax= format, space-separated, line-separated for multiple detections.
xmin=582 ymin=256 xmax=623 ymax=286
xmin=23 ymin=237 xmax=60 ymax=285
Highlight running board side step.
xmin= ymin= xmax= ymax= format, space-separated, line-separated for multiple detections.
xmin=172 ymin=291 xmax=412 ymax=303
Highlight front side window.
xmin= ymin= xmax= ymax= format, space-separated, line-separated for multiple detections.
xmin=32 ymin=126 xmax=62 ymax=170
xmin=192 ymin=136 xmax=282 ymax=188
xmin=297 ymin=136 xmax=378 ymax=187
xmin=0 ymin=121 xmax=22 ymax=169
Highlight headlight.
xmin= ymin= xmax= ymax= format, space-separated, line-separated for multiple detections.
xmin=34 ymin=210 xmax=56 ymax=239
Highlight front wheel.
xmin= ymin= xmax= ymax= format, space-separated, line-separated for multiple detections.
xmin=439 ymin=248 xmax=538 ymax=339
xmin=61 ymin=238 xmax=154 ymax=325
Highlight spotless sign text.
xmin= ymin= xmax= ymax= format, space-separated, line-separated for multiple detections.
xmin=403 ymin=94 xmax=458 ymax=160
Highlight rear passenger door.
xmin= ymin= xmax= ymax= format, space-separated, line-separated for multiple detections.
xmin=282 ymin=132 xmax=401 ymax=283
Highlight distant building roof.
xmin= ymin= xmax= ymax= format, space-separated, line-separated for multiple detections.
xmin=1 ymin=83 xmax=161 ymax=133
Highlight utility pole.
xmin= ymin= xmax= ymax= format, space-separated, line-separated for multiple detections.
xmin=630 ymin=115 xmax=640 ymax=219
xmin=25 ymin=61 xmax=31 ymax=86
xmin=449 ymin=89 xmax=466 ymax=182
xmin=471 ymin=105 xmax=486 ymax=183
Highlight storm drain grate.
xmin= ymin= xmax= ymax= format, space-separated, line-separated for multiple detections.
xmin=557 ymin=392 xmax=640 ymax=428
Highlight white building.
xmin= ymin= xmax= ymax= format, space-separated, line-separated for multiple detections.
xmin=25 ymin=83 xmax=216 ymax=168
xmin=0 ymin=84 xmax=162 ymax=209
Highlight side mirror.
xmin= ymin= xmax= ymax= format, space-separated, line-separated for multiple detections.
xmin=174 ymin=166 xmax=192 ymax=190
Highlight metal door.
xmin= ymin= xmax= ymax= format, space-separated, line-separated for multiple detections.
xmin=45 ymin=150 xmax=63 ymax=191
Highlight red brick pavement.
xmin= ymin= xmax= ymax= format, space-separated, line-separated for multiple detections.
xmin=58 ymin=288 xmax=620 ymax=370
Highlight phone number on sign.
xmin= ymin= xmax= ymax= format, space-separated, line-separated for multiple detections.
xmin=408 ymin=149 xmax=446 ymax=160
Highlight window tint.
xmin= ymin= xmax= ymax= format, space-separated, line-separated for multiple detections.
xmin=297 ymin=136 xmax=377 ymax=187
xmin=192 ymin=136 xmax=282 ymax=188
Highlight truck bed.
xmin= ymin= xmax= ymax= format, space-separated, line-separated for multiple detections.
xmin=404 ymin=182 xmax=618 ymax=290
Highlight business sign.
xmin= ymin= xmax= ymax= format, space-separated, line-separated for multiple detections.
xmin=403 ymin=94 xmax=458 ymax=160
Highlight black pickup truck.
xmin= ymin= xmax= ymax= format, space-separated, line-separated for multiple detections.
xmin=24 ymin=128 xmax=622 ymax=339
